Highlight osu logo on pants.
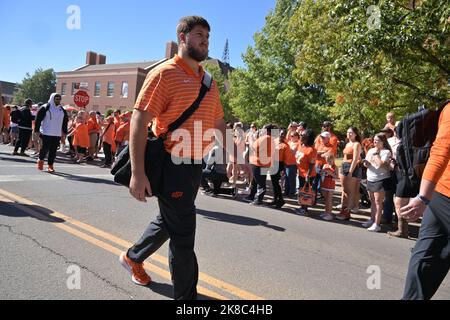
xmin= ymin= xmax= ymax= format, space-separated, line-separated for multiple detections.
xmin=171 ymin=191 xmax=184 ymax=199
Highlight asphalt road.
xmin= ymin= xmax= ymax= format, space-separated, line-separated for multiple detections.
xmin=0 ymin=144 xmax=449 ymax=300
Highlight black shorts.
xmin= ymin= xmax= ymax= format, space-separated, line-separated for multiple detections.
xmin=77 ymin=146 xmax=87 ymax=154
xmin=342 ymin=162 xmax=362 ymax=179
xmin=367 ymin=178 xmax=394 ymax=193
xmin=394 ymin=168 xmax=418 ymax=198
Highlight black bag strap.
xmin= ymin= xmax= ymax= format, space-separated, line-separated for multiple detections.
xmin=100 ymin=122 xmax=113 ymax=141
xmin=162 ymin=71 xmax=213 ymax=138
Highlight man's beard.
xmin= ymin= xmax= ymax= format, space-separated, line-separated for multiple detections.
xmin=187 ymin=43 xmax=208 ymax=62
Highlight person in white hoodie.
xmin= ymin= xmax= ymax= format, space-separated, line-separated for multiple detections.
xmin=34 ymin=93 xmax=68 ymax=173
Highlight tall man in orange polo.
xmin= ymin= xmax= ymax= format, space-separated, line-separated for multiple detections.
xmin=119 ymin=16 xmax=226 ymax=300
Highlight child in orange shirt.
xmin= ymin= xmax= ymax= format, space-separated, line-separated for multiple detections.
xmin=295 ymin=129 xmax=317 ymax=215
xmin=320 ymin=155 xmax=338 ymax=221
xmin=68 ymin=115 xmax=89 ymax=163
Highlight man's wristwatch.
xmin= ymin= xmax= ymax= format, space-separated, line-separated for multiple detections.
xmin=416 ymin=195 xmax=431 ymax=205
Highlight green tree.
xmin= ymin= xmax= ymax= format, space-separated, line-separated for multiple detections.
xmin=228 ymin=0 xmax=330 ymax=129
xmin=290 ymin=0 xmax=449 ymax=135
xmin=203 ymin=63 xmax=234 ymax=122
xmin=13 ymin=68 xmax=56 ymax=105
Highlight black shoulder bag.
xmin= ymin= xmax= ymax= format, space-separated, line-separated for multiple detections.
xmin=111 ymin=71 xmax=213 ymax=197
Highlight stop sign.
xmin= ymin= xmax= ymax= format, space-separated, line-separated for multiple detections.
xmin=73 ymin=90 xmax=90 ymax=108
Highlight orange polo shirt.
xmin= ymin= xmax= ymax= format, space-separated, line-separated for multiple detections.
xmin=422 ymin=103 xmax=450 ymax=198
xmin=134 ymin=55 xmax=224 ymax=160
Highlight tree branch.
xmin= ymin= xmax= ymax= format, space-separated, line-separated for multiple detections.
xmin=392 ymin=77 xmax=442 ymax=103
xmin=416 ymin=44 xmax=450 ymax=75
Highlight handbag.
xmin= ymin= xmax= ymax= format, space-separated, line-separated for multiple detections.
xmin=111 ymin=71 xmax=213 ymax=196
xmin=298 ymin=182 xmax=316 ymax=206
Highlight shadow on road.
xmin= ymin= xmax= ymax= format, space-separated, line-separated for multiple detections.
xmin=144 ymin=281 xmax=218 ymax=300
xmin=0 ymin=200 xmax=65 ymax=223
xmin=52 ymin=171 xmax=117 ymax=186
xmin=0 ymin=155 xmax=35 ymax=164
xmin=197 ymin=209 xmax=285 ymax=232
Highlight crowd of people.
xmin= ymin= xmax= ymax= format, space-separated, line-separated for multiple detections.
xmin=1 ymin=96 xmax=416 ymax=238
xmin=201 ymin=112 xmax=414 ymax=238
xmin=1 ymin=95 xmax=132 ymax=171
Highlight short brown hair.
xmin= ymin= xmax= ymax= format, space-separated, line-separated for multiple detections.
xmin=177 ymin=16 xmax=210 ymax=40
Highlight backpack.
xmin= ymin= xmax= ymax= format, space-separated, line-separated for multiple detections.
xmin=396 ymin=99 xmax=449 ymax=193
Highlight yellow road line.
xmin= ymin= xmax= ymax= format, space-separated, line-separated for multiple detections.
xmin=0 ymin=188 xmax=264 ymax=300
xmin=2 ymin=196 xmax=227 ymax=300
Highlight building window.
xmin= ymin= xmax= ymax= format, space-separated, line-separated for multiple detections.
xmin=61 ymin=83 xmax=67 ymax=96
xmin=107 ymin=82 xmax=115 ymax=97
xmin=94 ymin=81 xmax=101 ymax=97
xmin=121 ymin=82 xmax=128 ymax=98
xmin=71 ymin=82 xmax=80 ymax=95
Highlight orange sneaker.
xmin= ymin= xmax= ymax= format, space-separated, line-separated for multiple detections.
xmin=37 ymin=160 xmax=44 ymax=171
xmin=119 ymin=252 xmax=151 ymax=286
xmin=47 ymin=165 xmax=55 ymax=173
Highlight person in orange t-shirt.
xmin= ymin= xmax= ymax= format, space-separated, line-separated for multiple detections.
xmin=246 ymin=124 xmax=276 ymax=205
xmin=295 ymin=129 xmax=317 ymax=215
xmin=115 ymin=113 xmax=131 ymax=156
xmin=100 ymin=116 xmax=116 ymax=168
xmin=68 ymin=115 xmax=89 ymax=163
xmin=87 ymin=111 xmax=101 ymax=160
xmin=400 ymin=102 xmax=450 ymax=300
xmin=315 ymin=121 xmax=339 ymax=156
xmin=313 ymin=131 xmax=335 ymax=196
xmin=113 ymin=109 xmax=122 ymax=131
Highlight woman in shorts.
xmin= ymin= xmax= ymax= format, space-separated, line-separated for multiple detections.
xmin=336 ymin=127 xmax=362 ymax=221
xmin=362 ymin=133 xmax=394 ymax=232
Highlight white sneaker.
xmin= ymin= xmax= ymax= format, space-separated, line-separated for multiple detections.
xmin=322 ymin=214 xmax=334 ymax=221
xmin=238 ymin=187 xmax=251 ymax=195
xmin=362 ymin=219 xmax=374 ymax=228
xmin=335 ymin=204 xmax=343 ymax=210
xmin=367 ymin=223 xmax=381 ymax=232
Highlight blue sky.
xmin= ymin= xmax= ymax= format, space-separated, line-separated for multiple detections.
xmin=0 ymin=0 xmax=276 ymax=83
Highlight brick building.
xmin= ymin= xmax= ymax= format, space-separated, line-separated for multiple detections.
xmin=56 ymin=41 xmax=232 ymax=114
xmin=0 ymin=81 xmax=19 ymax=104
